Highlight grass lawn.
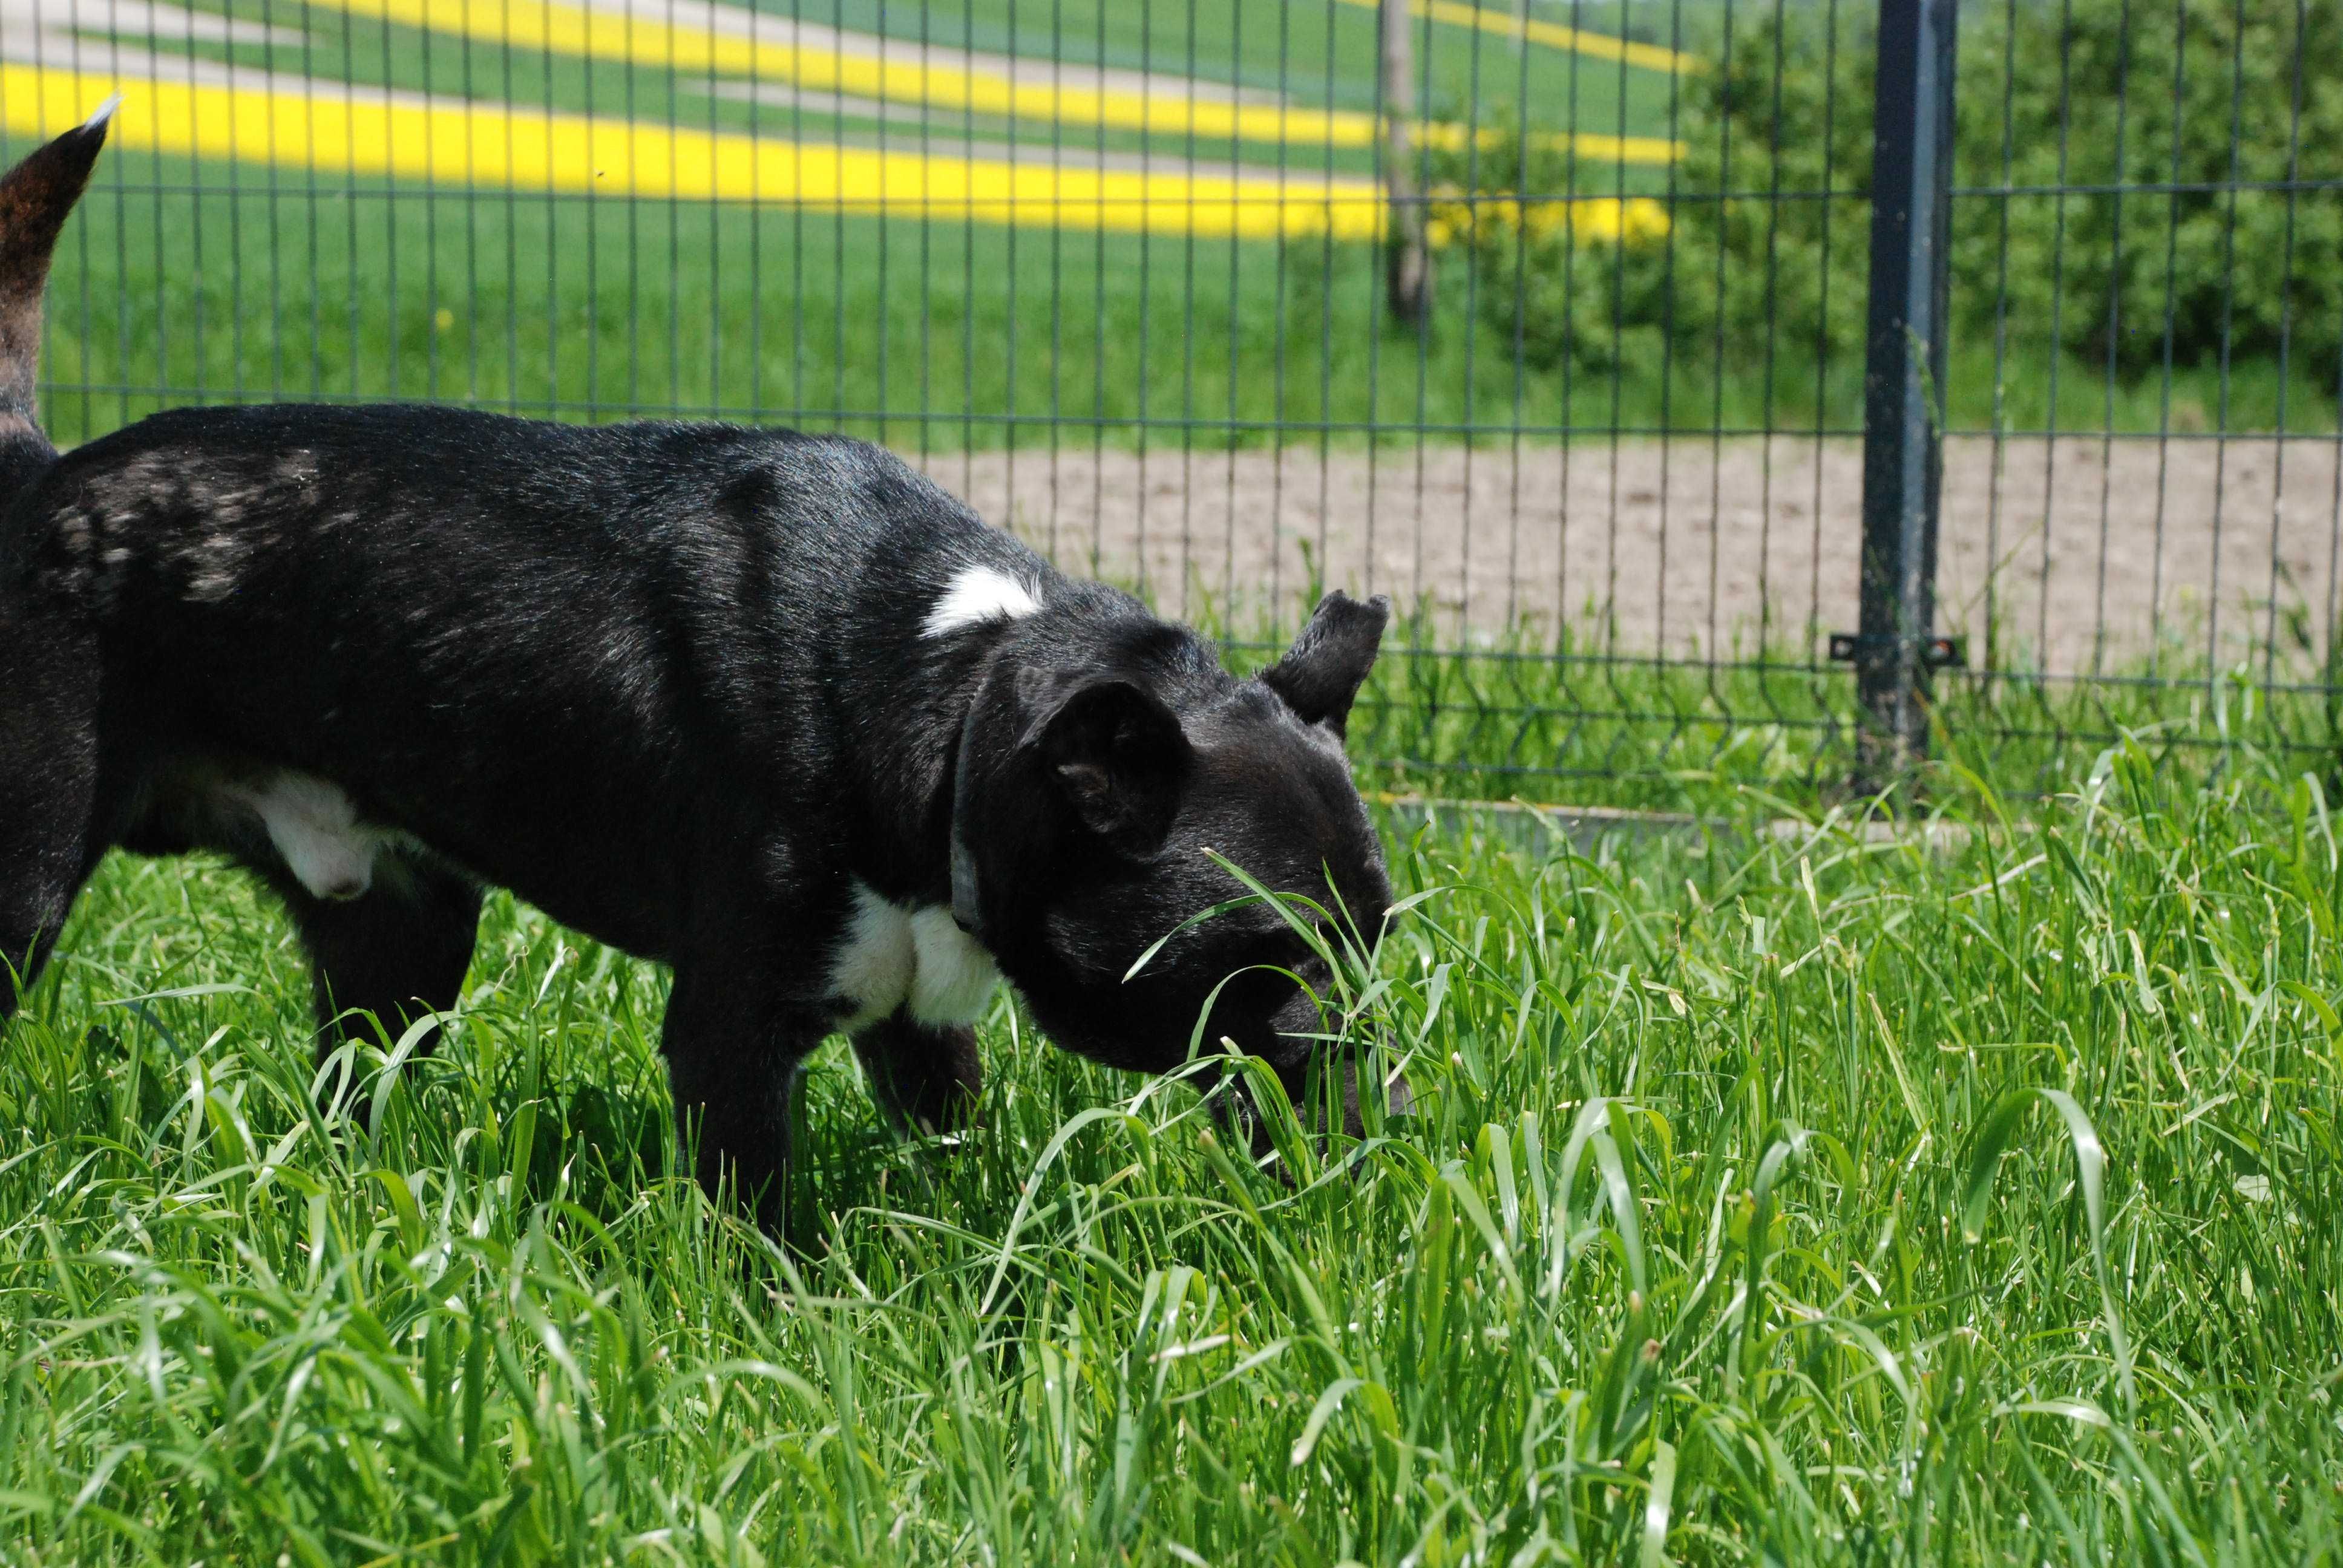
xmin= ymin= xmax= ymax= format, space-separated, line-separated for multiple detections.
xmin=3 ymin=725 xmax=2341 ymax=1561
xmin=1349 ymin=653 xmax=2343 ymax=808
xmin=8 ymin=0 xmax=2331 ymax=455
xmin=25 ymin=144 xmax=2331 ymax=463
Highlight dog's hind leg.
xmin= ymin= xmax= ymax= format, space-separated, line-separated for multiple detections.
xmin=0 ymin=618 xmax=103 ymax=1022
xmin=851 ymin=1010 xmax=981 ymax=1137
xmin=273 ymin=849 xmax=483 ymax=1053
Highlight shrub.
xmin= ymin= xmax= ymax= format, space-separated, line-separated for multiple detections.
xmin=1968 ymin=0 xmax=2343 ymax=379
xmin=1440 ymin=0 xmax=2343 ymax=394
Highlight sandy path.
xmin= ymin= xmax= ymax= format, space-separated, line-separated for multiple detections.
xmin=911 ymin=434 xmax=2343 ymax=674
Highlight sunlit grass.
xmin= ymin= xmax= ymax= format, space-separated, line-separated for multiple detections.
xmin=4 ymin=718 xmax=2341 ymax=1561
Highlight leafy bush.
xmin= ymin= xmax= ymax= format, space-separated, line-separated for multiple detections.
xmin=1441 ymin=0 xmax=2343 ymax=394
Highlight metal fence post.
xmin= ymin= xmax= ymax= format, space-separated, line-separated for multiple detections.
xmin=1853 ymin=0 xmax=1959 ymax=787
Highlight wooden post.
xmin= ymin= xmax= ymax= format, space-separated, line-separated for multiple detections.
xmin=1382 ymin=0 xmax=1430 ymax=327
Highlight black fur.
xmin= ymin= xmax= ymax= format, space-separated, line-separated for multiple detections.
xmin=0 ymin=126 xmax=1397 ymax=1232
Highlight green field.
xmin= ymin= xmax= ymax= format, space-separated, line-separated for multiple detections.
xmin=163 ymin=0 xmax=1674 ymax=172
xmin=30 ymin=143 xmax=2328 ymax=465
xmin=4 ymin=725 xmax=2343 ymax=1560
xmin=18 ymin=0 xmax=2333 ymax=457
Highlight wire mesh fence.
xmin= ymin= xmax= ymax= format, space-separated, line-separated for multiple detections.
xmin=6 ymin=0 xmax=2336 ymax=804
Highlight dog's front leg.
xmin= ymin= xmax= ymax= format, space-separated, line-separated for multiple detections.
xmin=851 ymin=1008 xmax=981 ymax=1137
xmin=661 ymin=961 xmax=822 ymax=1236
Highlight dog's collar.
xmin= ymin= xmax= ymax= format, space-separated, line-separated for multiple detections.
xmin=947 ymin=680 xmax=986 ymax=939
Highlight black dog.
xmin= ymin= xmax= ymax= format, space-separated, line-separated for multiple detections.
xmin=0 ymin=117 xmax=1397 ymax=1228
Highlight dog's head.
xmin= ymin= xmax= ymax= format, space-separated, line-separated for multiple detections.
xmin=958 ymin=590 xmax=1400 ymax=1125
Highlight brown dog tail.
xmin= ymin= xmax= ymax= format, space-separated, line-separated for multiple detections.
xmin=0 ymin=96 xmax=115 ymax=437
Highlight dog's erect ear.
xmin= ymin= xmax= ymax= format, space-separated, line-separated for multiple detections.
xmin=1023 ymin=678 xmax=1191 ymax=851
xmin=1259 ymin=591 xmax=1391 ymax=740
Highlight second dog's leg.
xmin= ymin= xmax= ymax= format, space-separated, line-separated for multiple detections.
xmin=851 ymin=1010 xmax=982 ymax=1135
xmin=0 ymin=616 xmax=102 ymax=1022
xmin=276 ymin=852 xmax=484 ymax=1051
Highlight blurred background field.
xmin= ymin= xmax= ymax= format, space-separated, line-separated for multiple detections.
xmin=21 ymin=0 xmax=2331 ymax=449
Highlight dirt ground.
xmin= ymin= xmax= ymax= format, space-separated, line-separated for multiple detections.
xmin=910 ymin=435 xmax=2343 ymax=673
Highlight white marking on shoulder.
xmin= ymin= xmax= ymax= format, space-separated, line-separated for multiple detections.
xmin=907 ymin=904 xmax=1001 ymax=1027
xmin=221 ymin=772 xmax=392 ymax=902
xmin=828 ymin=882 xmax=916 ymax=1031
xmin=923 ymin=564 xmax=1042 ymax=638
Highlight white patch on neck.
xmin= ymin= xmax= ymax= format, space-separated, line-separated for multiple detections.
xmin=906 ymin=905 xmax=1000 ymax=1024
xmin=828 ymin=884 xmax=917 ymax=1032
xmin=219 ymin=771 xmax=393 ymax=901
xmin=923 ymin=564 xmax=1041 ymax=638
xmin=828 ymin=881 xmax=1001 ymax=1031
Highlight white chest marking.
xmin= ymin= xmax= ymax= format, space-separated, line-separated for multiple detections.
xmin=906 ymin=905 xmax=1002 ymax=1023
xmin=922 ymin=564 xmax=1042 ymax=638
xmin=828 ymin=880 xmax=1002 ymax=1031
xmin=219 ymin=772 xmax=395 ymax=902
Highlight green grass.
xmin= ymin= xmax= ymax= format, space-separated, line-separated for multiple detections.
xmin=1316 ymin=609 xmax=2343 ymax=812
xmin=5 ymin=724 xmax=2343 ymax=1561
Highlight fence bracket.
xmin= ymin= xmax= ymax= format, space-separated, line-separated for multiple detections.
xmin=1829 ymin=633 xmax=1965 ymax=670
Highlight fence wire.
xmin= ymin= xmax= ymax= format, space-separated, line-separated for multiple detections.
xmin=5 ymin=0 xmax=2336 ymax=804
